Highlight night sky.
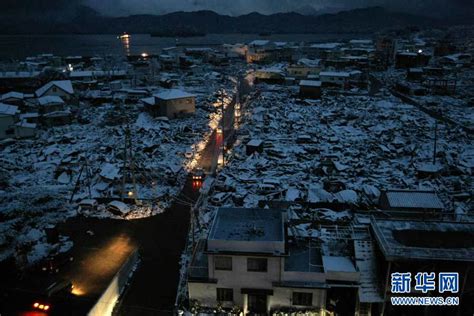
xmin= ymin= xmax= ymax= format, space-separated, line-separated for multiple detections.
xmin=1 ymin=0 xmax=472 ymax=17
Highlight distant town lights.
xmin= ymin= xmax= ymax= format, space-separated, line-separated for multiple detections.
xmin=128 ymin=191 xmax=134 ymax=197
xmin=418 ymin=49 xmax=423 ymax=53
xmin=141 ymin=52 xmax=149 ymax=58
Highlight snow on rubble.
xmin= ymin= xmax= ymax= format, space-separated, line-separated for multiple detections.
xmin=198 ymin=81 xmax=472 ymax=237
xmin=0 ymin=65 xmax=239 ymax=265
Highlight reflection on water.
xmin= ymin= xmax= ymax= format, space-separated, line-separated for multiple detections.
xmin=121 ymin=36 xmax=131 ymax=56
xmin=0 ymin=33 xmax=365 ymax=60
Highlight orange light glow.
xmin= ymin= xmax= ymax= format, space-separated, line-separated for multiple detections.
xmin=43 ymin=305 xmax=50 ymax=311
xmin=38 ymin=304 xmax=44 ymax=310
xmin=33 ymin=303 xmax=39 ymax=308
xmin=71 ymin=285 xmax=86 ymax=296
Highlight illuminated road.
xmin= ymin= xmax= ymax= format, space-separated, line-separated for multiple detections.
xmin=0 ymin=77 xmax=253 ymax=316
xmin=62 ymin=234 xmax=136 ymax=297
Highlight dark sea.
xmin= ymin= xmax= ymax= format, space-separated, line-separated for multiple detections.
xmin=0 ymin=33 xmax=365 ymax=60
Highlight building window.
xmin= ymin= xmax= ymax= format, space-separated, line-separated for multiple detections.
xmin=293 ymin=292 xmax=312 ymax=306
xmin=216 ymin=288 xmax=233 ymax=302
xmin=214 ymin=256 xmax=232 ymax=271
xmin=247 ymin=258 xmax=267 ymax=272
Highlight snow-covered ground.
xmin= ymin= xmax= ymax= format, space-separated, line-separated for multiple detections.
xmin=197 ymin=81 xmax=473 ymax=232
xmin=0 ymin=63 xmax=243 ymax=265
xmin=376 ymin=67 xmax=474 ymax=129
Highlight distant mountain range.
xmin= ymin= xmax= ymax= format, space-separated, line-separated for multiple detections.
xmin=0 ymin=6 xmax=471 ymax=35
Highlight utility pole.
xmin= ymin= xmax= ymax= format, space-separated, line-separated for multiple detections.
xmin=433 ymin=120 xmax=438 ymax=165
xmin=220 ymin=88 xmax=226 ymax=168
xmin=122 ymin=124 xmax=138 ymax=202
xmin=69 ymin=157 xmax=92 ymax=204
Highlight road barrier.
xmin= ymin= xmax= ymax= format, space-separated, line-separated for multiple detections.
xmin=88 ymin=249 xmax=139 ymax=316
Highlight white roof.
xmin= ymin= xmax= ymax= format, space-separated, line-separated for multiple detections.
xmin=310 ymin=42 xmax=342 ymax=49
xmin=0 ymin=71 xmax=40 ymax=79
xmin=398 ymin=52 xmax=417 ymax=56
xmin=20 ymin=112 xmax=40 ymax=119
xmin=140 ymin=96 xmax=155 ymax=106
xmin=384 ymin=190 xmax=444 ymax=209
xmin=320 ymin=71 xmax=350 ymax=78
xmin=0 ymin=103 xmax=19 ymax=116
xmin=1 ymin=91 xmax=24 ymax=100
xmin=247 ymin=139 xmax=263 ymax=147
xmin=38 ymin=95 xmax=65 ymax=106
xmin=15 ymin=120 xmax=37 ymax=129
xmin=36 ymin=80 xmax=74 ymax=97
xmin=70 ymin=70 xmax=127 ymax=78
xmin=350 ymin=39 xmax=373 ymax=45
xmin=249 ymin=40 xmax=270 ymax=46
xmin=185 ymin=47 xmax=213 ymax=52
xmin=297 ymin=58 xmax=320 ymax=67
xmin=154 ymin=89 xmax=195 ymax=100
xmin=257 ymin=67 xmax=284 ymax=74
xmin=79 ymin=199 xmax=97 ymax=206
xmin=108 ymin=201 xmax=130 ymax=214
xmin=299 ymin=80 xmax=322 ymax=87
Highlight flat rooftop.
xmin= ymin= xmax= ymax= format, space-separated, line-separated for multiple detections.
xmin=285 ymin=241 xmax=323 ymax=273
xmin=371 ymin=218 xmax=474 ymax=262
xmin=209 ymin=208 xmax=284 ymax=242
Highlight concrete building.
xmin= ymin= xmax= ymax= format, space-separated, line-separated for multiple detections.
xmin=188 ymin=208 xmax=362 ymax=315
xmin=147 ymin=89 xmax=196 ymax=119
xmin=319 ymin=71 xmax=350 ymax=88
xmin=371 ymin=218 xmax=474 ymax=316
xmin=254 ymin=68 xmax=286 ymax=84
xmin=287 ymin=58 xmax=321 ymax=79
xmin=246 ymin=41 xmax=291 ymax=64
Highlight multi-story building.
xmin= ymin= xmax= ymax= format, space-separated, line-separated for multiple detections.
xmin=188 ymin=208 xmax=365 ymax=315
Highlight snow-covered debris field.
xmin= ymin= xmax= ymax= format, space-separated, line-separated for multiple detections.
xmin=199 ymin=83 xmax=472 ymax=229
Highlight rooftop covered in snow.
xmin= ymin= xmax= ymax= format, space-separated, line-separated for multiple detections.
xmin=154 ymin=89 xmax=196 ymax=101
xmin=299 ymin=80 xmax=322 ymax=87
xmin=248 ymin=40 xmax=270 ymax=46
xmin=371 ymin=218 xmax=474 ymax=262
xmin=207 ymin=208 xmax=285 ymax=255
xmin=35 ymin=80 xmax=74 ymax=97
xmin=38 ymin=95 xmax=65 ymax=106
xmin=0 ymin=103 xmax=20 ymax=116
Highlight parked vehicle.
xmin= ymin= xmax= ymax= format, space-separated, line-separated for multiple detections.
xmin=107 ymin=200 xmax=131 ymax=216
xmin=77 ymin=199 xmax=98 ymax=213
xmin=40 ymin=252 xmax=74 ymax=274
xmin=192 ymin=167 xmax=205 ymax=181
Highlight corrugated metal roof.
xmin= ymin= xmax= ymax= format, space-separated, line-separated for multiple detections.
xmin=385 ymin=190 xmax=444 ymax=209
